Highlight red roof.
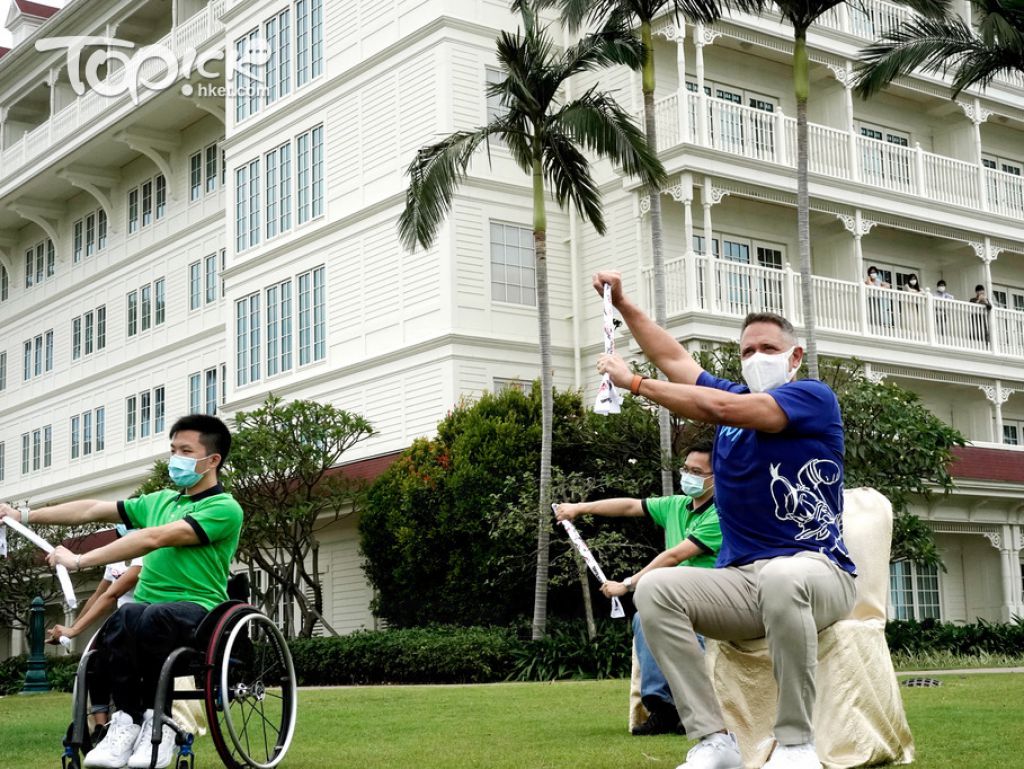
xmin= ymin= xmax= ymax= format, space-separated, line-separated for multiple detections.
xmin=949 ymin=445 xmax=1024 ymax=484
xmin=0 ymin=47 xmax=11 ymax=59
xmin=13 ymin=0 xmax=59 ymax=19
xmin=331 ymin=450 xmax=403 ymax=482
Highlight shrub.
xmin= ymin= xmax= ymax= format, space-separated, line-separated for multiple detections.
xmin=886 ymin=618 xmax=1024 ymax=656
xmin=0 ymin=654 xmax=27 ymax=696
xmin=0 ymin=653 xmax=79 ymax=695
xmin=509 ymin=618 xmax=633 ymax=681
xmin=288 ymin=626 xmax=524 ymax=685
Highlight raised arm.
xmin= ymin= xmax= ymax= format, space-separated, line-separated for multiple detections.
xmin=601 ymin=539 xmax=704 ymax=598
xmin=0 ymin=499 xmax=120 ymax=526
xmin=48 ymin=566 xmax=141 ymax=643
xmin=554 ymin=498 xmax=644 ymax=522
xmin=593 ymin=270 xmax=705 ymax=385
xmin=47 ymin=521 xmax=200 ymax=573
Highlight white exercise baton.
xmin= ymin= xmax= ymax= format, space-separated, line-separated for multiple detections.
xmin=1 ymin=517 xmax=79 ymax=610
xmin=554 ymin=505 xmax=624 ymax=619
xmin=593 ymin=283 xmax=622 ymax=415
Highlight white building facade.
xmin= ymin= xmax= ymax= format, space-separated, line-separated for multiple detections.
xmin=0 ymin=0 xmax=1021 ymax=655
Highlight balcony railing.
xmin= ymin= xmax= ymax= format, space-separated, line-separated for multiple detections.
xmin=656 ymin=90 xmax=1024 ymax=221
xmin=0 ymin=0 xmax=225 ymax=183
xmin=642 ymin=253 xmax=1023 ymax=359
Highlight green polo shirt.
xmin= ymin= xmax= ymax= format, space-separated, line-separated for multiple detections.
xmin=118 ymin=484 xmax=243 ymax=610
xmin=642 ymin=495 xmax=722 ymax=569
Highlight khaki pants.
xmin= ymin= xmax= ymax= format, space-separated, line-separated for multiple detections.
xmin=634 ymin=552 xmax=856 ymax=745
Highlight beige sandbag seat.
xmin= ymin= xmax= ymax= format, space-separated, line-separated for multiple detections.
xmin=630 ymin=488 xmax=913 ymax=769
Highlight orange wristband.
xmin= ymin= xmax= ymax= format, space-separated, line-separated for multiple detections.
xmin=630 ymin=374 xmax=647 ymax=396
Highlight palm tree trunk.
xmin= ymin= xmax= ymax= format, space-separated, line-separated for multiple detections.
xmin=641 ymin=21 xmax=675 ymax=495
xmin=531 ymin=153 xmax=554 ymax=640
xmin=794 ymin=30 xmax=819 ymax=379
xmin=578 ymin=555 xmax=597 ymax=641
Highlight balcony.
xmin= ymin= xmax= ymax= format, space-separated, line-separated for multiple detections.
xmin=642 ymin=253 xmax=1024 ymax=360
xmin=0 ymin=0 xmax=225 ymax=186
xmin=653 ymin=90 xmax=1024 ymax=221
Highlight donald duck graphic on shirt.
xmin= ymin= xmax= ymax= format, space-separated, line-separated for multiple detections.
xmin=769 ymin=459 xmax=850 ymax=560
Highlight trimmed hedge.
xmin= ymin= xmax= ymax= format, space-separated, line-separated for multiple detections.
xmin=886 ymin=618 xmax=1024 ymax=656
xmin=0 ymin=653 xmax=79 ymax=696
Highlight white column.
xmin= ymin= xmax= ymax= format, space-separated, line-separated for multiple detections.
xmin=961 ymin=99 xmax=991 ymax=211
xmin=980 ymin=383 xmax=1009 ymax=443
xmin=692 ymin=24 xmax=719 ymax=147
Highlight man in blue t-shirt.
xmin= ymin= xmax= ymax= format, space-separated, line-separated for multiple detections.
xmin=590 ymin=271 xmax=856 ymax=769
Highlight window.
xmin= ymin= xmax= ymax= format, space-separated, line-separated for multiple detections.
xmin=298 ymin=265 xmax=326 ymax=365
xmin=858 ymin=122 xmax=911 ymax=188
xmin=190 ymin=261 xmax=202 ymax=310
xmin=296 ymin=125 xmax=324 ymax=224
xmin=490 ymin=222 xmax=536 ymax=306
xmin=205 ymin=254 xmax=217 ymax=304
xmin=22 ymin=426 xmax=52 ymax=474
xmin=493 ymin=378 xmax=529 ymax=393
xmin=189 ymin=373 xmax=202 ymax=414
xmin=73 ymin=317 xmax=82 ymax=360
xmin=0 ymin=351 xmax=5 ymax=391
xmin=188 ymin=369 xmax=221 ymax=415
xmin=266 ymin=279 xmax=293 ymax=376
xmin=191 ymin=152 xmax=203 ymax=201
xmin=265 ymin=142 xmax=293 ymax=238
xmin=24 ymin=240 xmax=56 ymax=287
xmin=235 ymin=28 xmax=263 ymax=123
xmin=84 ymin=312 xmax=94 ymax=355
xmin=236 ymin=293 xmax=261 ymax=386
xmin=96 ymin=407 xmax=105 ymax=452
xmin=206 ymin=143 xmax=218 ymax=193
xmin=889 ymin=561 xmax=940 ymax=620
xmin=72 ymin=211 xmax=108 ymax=259
xmin=128 ymin=188 xmax=139 ymax=233
xmin=127 ymin=279 xmax=165 ymax=335
xmin=71 ymin=415 xmax=80 ymax=459
xmin=485 ymin=66 xmax=508 ymax=123
xmin=265 ymin=9 xmax=292 ymax=104
xmin=295 ymin=0 xmax=325 ymax=87
xmin=73 ymin=220 xmax=83 ymax=262
xmin=22 ymin=331 xmax=54 ymax=380
xmin=235 ymin=159 xmax=262 ymax=252
xmin=1003 ymin=418 xmax=1024 ymax=446
xmin=0 ymin=441 xmax=4 ymax=482
xmin=1 ymin=264 xmax=8 ymax=301
xmin=127 ymin=175 xmax=165 ymax=231
xmin=126 ymin=387 xmax=164 ymax=442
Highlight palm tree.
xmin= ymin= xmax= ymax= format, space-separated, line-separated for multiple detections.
xmin=544 ymin=0 xmax=733 ymax=500
xmin=853 ymin=0 xmax=1024 ymax=98
xmin=767 ymin=0 xmax=949 ymax=378
xmin=399 ymin=2 xmax=666 ymax=639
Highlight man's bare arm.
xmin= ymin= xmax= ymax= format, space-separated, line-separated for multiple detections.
xmin=0 ymin=500 xmax=120 ymax=526
xmin=48 ymin=521 xmax=200 ymax=572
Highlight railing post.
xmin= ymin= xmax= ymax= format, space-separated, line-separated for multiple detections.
xmin=857 ymin=281 xmax=869 ymax=336
xmin=990 ymin=308 xmax=1000 ymax=355
xmin=699 ymin=91 xmax=710 ymax=147
xmin=783 ymin=261 xmax=796 ymax=319
xmin=684 ymin=250 xmax=698 ymax=311
xmin=925 ymin=290 xmax=937 ymax=346
xmin=706 ymin=252 xmax=718 ymax=314
xmin=849 ymin=130 xmax=860 ymax=182
xmin=914 ymin=142 xmax=926 ymax=196
xmin=776 ymin=109 xmax=787 ymax=166
xmin=679 ymin=90 xmax=689 ymax=145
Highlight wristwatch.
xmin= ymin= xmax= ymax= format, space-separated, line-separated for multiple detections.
xmin=623 ymin=576 xmax=634 ymax=592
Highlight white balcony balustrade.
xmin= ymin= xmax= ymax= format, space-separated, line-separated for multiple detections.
xmin=0 ymin=0 xmax=226 ymax=182
xmin=642 ymin=253 xmax=1021 ymax=359
xmin=654 ymin=90 xmax=1024 ymax=221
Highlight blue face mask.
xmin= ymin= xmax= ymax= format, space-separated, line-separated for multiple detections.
xmin=168 ymin=454 xmax=211 ymax=488
xmin=679 ymin=471 xmax=709 ymax=498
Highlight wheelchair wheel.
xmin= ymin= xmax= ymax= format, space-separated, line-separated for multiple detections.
xmin=204 ymin=608 xmax=297 ymax=769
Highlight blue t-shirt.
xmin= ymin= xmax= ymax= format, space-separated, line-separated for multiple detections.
xmin=696 ymin=372 xmax=856 ymax=575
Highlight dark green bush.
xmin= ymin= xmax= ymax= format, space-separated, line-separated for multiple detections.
xmin=288 ymin=625 xmax=524 ymax=685
xmin=0 ymin=653 xmax=79 ymax=695
xmin=886 ymin=618 xmax=1024 ymax=656
xmin=509 ymin=618 xmax=633 ymax=681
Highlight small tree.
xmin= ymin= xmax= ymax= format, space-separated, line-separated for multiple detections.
xmin=229 ymin=395 xmax=374 ymax=638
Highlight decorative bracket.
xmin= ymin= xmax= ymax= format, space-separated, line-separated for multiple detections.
xmin=654 ymin=22 xmax=687 ymax=44
xmin=639 ymin=194 xmax=651 ymax=218
xmin=958 ymin=100 xmax=991 ymax=125
xmin=57 ymin=165 xmax=121 ymax=227
xmin=0 ymin=230 xmax=17 ymax=274
xmin=836 ymin=213 xmax=878 ymax=238
xmin=981 ymin=530 xmax=1001 ymax=550
xmin=189 ymin=96 xmax=226 ymax=125
xmin=114 ymin=127 xmax=181 ymax=198
xmin=664 ymin=183 xmax=691 ymax=203
xmin=826 ymin=62 xmax=854 ymax=89
xmin=866 ymin=370 xmax=887 ymax=384
xmin=979 ymin=385 xmax=1013 ymax=405
xmin=705 ymin=186 xmax=730 ymax=206
xmin=693 ymin=23 xmax=721 ymax=47
xmin=9 ymin=199 xmax=65 ymax=251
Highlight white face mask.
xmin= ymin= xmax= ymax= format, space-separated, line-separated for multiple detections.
xmin=679 ymin=471 xmax=709 ymax=498
xmin=741 ymin=347 xmax=797 ymax=393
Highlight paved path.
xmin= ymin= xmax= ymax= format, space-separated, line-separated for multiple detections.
xmin=897 ymin=666 xmax=1024 ymax=676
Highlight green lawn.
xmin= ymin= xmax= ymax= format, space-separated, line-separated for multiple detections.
xmin=2 ymin=675 xmax=1020 ymax=769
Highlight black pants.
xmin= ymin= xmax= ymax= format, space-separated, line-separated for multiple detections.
xmin=102 ymin=601 xmax=208 ymax=722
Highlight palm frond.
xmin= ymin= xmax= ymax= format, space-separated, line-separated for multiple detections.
xmin=771 ymin=0 xmax=846 ymax=30
xmin=553 ymin=89 xmax=667 ymax=188
xmin=543 ymin=129 xmax=606 ymax=232
xmin=399 ymin=126 xmax=506 ymax=251
xmin=897 ymin=0 xmax=953 ymax=20
xmin=555 ymin=23 xmax=646 ymax=85
xmin=853 ymin=16 xmax=1006 ymax=97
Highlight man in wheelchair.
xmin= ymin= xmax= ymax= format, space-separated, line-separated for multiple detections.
xmin=0 ymin=414 xmax=242 ymax=769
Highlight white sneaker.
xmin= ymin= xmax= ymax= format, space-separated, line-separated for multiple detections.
xmin=126 ymin=709 xmax=177 ymax=769
xmin=83 ymin=710 xmax=141 ymax=768
xmin=676 ymin=732 xmax=743 ymax=769
xmin=763 ymin=741 xmax=821 ymax=769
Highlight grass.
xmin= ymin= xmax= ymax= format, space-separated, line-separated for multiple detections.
xmin=2 ymin=675 xmax=1021 ymax=769
xmin=891 ymin=650 xmax=1024 ymax=671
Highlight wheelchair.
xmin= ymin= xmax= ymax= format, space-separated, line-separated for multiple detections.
xmin=61 ymin=576 xmax=297 ymax=769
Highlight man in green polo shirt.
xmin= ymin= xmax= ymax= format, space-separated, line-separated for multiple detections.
xmin=555 ymin=441 xmax=720 ymax=736
xmin=1 ymin=414 xmax=242 ymax=769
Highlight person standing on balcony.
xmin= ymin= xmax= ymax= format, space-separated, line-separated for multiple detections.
xmin=934 ymin=279 xmax=954 ymax=299
xmin=901 ymin=274 xmax=923 ymax=293
xmin=590 ymin=270 xmax=856 ymax=769
xmin=864 ymin=266 xmax=892 ymax=328
xmin=934 ymin=279 xmax=955 ymax=342
xmin=554 ymin=442 xmax=722 ymax=737
xmin=969 ymin=284 xmax=993 ymax=344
